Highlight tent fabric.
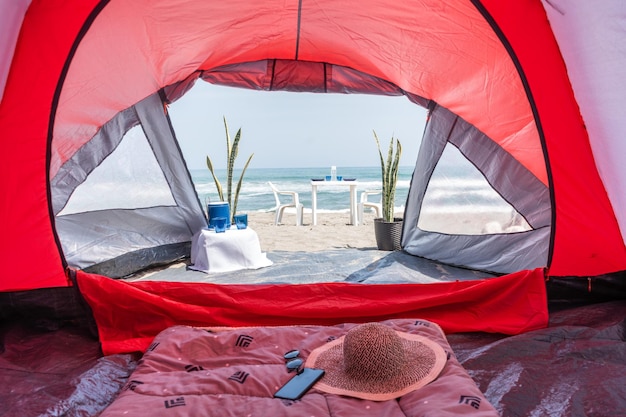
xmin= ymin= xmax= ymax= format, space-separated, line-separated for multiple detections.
xmin=0 ymin=2 xmax=625 ymax=296
xmin=0 ymin=0 xmax=98 ymax=291
xmin=76 ymin=268 xmax=549 ymax=355
xmin=477 ymin=1 xmax=626 ymax=276
xmin=543 ymin=1 xmax=626 ymax=247
xmin=50 ymin=0 xmax=544 ymax=182
xmin=52 ymin=90 xmax=206 ymax=274
xmin=0 ymin=0 xmax=30 ymax=102
xmin=3 ymin=4 xmax=626 ymax=414
xmin=403 ymin=103 xmax=551 ymax=274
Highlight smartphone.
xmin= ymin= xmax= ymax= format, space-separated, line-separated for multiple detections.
xmin=274 ymin=368 xmax=325 ymax=400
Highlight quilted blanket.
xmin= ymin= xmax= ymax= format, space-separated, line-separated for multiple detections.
xmin=100 ymin=319 xmax=498 ymax=416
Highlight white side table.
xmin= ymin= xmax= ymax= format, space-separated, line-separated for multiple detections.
xmin=189 ymin=227 xmax=272 ymax=273
xmin=310 ymin=180 xmax=359 ymax=225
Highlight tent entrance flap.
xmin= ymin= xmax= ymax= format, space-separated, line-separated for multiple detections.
xmin=76 ymin=267 xmax=549 ymax=355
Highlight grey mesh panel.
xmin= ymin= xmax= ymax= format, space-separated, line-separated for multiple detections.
xmin=448 ymin=115 xmax=550 ymax=229
xmin=402 ymin=104 xmax=551 ymax=274
xmin=134 ymin=93 xmax=206 ymax=234
xmin=56 ymin=207 xmax=193 ymax=270
xmin=199 ymin=60 xmax=405 ymax=95
xmin=52 ymin=92 xmax=206 ymax=275
xmin=51 ymin=106 xmax=139 ymax=215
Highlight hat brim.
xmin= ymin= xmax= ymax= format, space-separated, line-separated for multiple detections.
xmin=305 ymin=329 xmax=447 ymax=401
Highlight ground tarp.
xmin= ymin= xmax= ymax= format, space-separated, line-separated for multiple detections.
xmin=1 ymin=300 xmax=625 ymax=416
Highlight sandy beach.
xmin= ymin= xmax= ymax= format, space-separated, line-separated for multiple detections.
xmin=246 ymin=209 xmax=381 ymax=252
xmin=246 ymin=207 xmax=524 ymax=252
xmin=131 ymin=207 xmax=525 ymax=282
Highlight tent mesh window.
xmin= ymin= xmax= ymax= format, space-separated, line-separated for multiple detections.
xmin=419 ymin=143 xmax=531 ymax=235
xmin=51 ymin=93 xmax=206 ymax=278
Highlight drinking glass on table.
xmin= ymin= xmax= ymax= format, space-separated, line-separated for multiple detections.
xmin=234 ymin=214 xmax=248 ymax=229
xmin=214 ymin=217 xmax=227 ymax=233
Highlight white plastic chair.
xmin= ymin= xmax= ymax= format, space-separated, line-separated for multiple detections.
xmin=268 ymin=182 xmax=304 ymax=226
xmin=358 ymin=190 xmax=382 ymax=223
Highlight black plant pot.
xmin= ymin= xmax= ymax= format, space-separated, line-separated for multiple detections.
xmin=374 ymin=217 xmax=403 ymax=251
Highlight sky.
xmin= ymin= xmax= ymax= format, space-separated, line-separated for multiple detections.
xmin=167 ymin=81 xmax=428 ymax=170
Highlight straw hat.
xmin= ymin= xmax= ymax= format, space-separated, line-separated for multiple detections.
xmin=304 ymin=322 xmax=447 ymax=401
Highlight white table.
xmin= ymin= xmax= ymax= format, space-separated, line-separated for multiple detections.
xmin=189 ymin=227 xmax=273 ymax=273
xmin=310 ymin=180 xmax=359 ymax=226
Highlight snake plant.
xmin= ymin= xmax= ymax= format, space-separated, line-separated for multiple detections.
xmin=206 ymin=117 xmax=254 ymax=222
xmin=374 ymin=130 xmax=402 ymax=222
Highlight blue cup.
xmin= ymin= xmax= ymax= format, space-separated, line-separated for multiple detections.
xmin=337 ymin=175 xmax=343 ymax=181
xmin=214 ymin=217 xmax=227 ymax=233
xmin=325 ymin=175 xmax=331 ymax=181
xmin=234 ymin=213 xmax=248 ymax=229
xmin=207 ymin=202 xmax=231 ymax=229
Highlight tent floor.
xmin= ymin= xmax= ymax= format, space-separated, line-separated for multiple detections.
xmin=3 ymin=250 xmax=626 ymax=416
xmin=125 ymin=248 xmax=496 ymax=284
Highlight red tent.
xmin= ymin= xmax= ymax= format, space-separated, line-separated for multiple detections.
xmin=1 ymin=0 xmax=625 ymax=354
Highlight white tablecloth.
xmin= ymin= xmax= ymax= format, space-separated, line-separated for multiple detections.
xmin=189 ymin=227 xmax=273 ymax=273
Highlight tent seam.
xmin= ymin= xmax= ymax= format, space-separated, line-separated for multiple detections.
xmin=295 ymin=0 xmax=303 ymax=59
xmin=46 ymin=0 xmax=112 ymax=272
xmin=470 ymin=0 xmax=557 ymax=269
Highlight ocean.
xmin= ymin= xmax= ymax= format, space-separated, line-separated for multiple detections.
xmin=192 ymin=166 xmax=407 ymax=213
xmin=191 ymin=164 xmax=511 ymax=214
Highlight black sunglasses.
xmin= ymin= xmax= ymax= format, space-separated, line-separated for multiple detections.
xmin=283 ymin=350 xmax=304 ymax=374
xmin=284 ymin=350 xmax=299 ymax=360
